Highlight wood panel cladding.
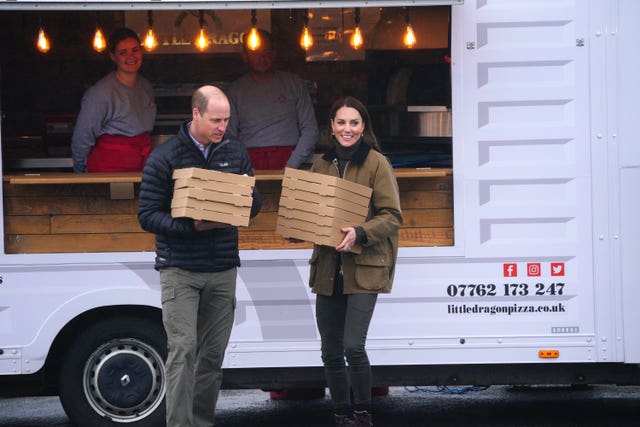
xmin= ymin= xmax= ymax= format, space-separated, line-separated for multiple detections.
xmin=3 ymin=170 xmax=453 ymax=254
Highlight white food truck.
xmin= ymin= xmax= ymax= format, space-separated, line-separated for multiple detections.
xmin=1 ymin=0 xmax=639 ymax=426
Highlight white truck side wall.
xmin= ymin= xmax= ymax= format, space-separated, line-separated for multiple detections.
xmin=0 ymin=253 xmax=159 ymax=375
xmin=231 ymin=0 xmax=603 ymax=368
xmin=2 ymin=0 xmax=640 ymax=376
xmin=617 ymin=0 xmax=640 ymax=362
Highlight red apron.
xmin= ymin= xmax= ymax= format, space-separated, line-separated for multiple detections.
xmin=247 ymin=146 xmax=295 ymax=170
xmin=86 ymin=133 xmax=152 ymax=173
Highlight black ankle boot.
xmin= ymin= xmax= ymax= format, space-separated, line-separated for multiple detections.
xmin=353 ymin=410 xmax=373 ymax=426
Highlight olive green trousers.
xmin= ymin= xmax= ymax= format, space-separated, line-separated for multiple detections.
xmin=160 ymin=266 xmax=237 ymax=427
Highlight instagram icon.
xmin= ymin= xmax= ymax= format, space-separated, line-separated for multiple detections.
xmin=527 ymin=263 xmax=541 ymax=276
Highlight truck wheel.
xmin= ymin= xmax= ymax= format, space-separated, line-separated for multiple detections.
xmin=58 ymin=316 xmax=167 ymax=427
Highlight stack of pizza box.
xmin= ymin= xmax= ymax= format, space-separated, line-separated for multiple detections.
xmin=171 ymin=167 xmax=255 ymax=227
xmin=276 ymin=167 xmax=372 ymax=252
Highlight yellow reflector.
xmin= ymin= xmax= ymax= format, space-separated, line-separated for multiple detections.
xmin=538 ymin=349 xmax=559 ymax=358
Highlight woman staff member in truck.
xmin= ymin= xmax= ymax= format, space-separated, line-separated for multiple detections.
xmin=309 ymin=96 xmax=402 ymax=426
xmin=71 ymin=27 xmax=156 ymax=173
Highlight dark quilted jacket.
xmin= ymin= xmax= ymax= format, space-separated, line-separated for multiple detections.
xmin=138 ymin=121 xmax=261 ymax=272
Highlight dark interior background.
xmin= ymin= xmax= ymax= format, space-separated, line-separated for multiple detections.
xmin=0 ymin=7 xmax=451 ymax=162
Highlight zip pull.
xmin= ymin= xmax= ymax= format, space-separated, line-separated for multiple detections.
xmin=332 ymin=158 xmax=341 ymax=178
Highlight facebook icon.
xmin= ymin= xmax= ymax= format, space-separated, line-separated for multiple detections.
xmin=503 ymin=263 xmax=518 ymax=277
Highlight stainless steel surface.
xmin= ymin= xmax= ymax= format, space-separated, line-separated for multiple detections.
xmin=3 ymin=157 xmax=73 ymax=170
xmin=372 ymin=106 xmax=452 ymax=138
xmin=406 ymin=106 xmax=452 ymax=137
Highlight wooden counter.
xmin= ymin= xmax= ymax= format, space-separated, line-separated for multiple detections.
xmin=4 ymin=167 xmax=451 ymax=184
xmin=2 ymin=168 xmax=452 ymax=254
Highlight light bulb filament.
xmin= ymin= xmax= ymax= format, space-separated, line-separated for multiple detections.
xmin=195 ymin=27 xmax=210 ymax=51
xmin=93 ymin=28 xmax=106 ymax=52
xmin=403 ymin=24 xmax=416 ymax=48
xmin=37 ymin=28 xmax=50 ymax=53
xmin=300 ymin=25 xmax=313 ymax=51
xmin=143 ymin=28 xmax=158 ymax=51
xmin=247 ymin=27 xmax=261 ymax=51
xmin=350 ymin=26 xmax=363 ymax=50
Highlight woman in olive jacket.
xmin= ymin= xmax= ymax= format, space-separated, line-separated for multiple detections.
xmin=309 ymin=96 xmax=402 ymax=426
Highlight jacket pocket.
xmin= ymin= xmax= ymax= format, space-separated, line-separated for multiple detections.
xmin=353 ymin=255 xmax=391 ymax=291
xmin=308 ymin=250 xmax=319 ymax=288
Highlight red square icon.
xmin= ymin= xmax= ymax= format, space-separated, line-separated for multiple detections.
xmin=503 ymin=263 xmax=518 ymax=277
xmin=551 ymin=262 xmax=565 ymax=276
xmin=527 ymin=263 xmax=541 ymax=276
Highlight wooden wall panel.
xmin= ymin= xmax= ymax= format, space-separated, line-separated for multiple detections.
xmin=401 ymin=209 xmax=453 ymax=228
xmin=5 ymin=233 xmax=155 ymax=253
xmin=51 ymin=214 xmax=143 ymax=234
xmin=3 ymin=174 xmax=454 ymax=253
xmin=4 ymin=215 xmax=50 ymax=234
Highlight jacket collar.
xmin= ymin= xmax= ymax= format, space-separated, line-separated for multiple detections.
xmin=179 ymin=120 xmax=231 ymax=152
xmin=322 ymin=142 xmax=371 ymax=165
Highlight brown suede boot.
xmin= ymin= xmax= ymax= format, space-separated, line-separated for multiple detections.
xmin=353 ymin=410 xmax=373 ymax=426
xmin=334 ymin=413 xmax=356 ymax=426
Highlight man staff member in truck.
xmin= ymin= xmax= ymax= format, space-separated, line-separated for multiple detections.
xmin=138 ymin=85 xmax=261 ymax=426
xmin=227 ymin=29 xmax=319 ymax=169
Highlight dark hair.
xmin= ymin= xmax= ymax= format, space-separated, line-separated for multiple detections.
xmin=242 ymin=28 xmax=273 ymax=52
xmin=108 ymin=27 xmax=141 ymax=53
xmin=328 ymin=96 xmax=381 ymax=152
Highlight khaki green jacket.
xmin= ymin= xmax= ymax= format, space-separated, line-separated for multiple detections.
xmin=308 ymin=144 xmax=403 ymax=295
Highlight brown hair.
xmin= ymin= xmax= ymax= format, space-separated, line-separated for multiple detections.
xmin=108 ymin=27 xmax=141 ymax=54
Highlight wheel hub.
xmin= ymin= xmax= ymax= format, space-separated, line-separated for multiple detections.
xmin=83 ymin=339 xmax=165 ymax=422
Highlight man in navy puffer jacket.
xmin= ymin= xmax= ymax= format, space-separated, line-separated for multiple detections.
xmin=138 ymin=85 xmax=261 ymax=427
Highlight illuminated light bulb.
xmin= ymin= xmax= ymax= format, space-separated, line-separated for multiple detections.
xmin=143 ymin=11 xmax=158 ymax=52
xmin=36 ymin=27 xmax=50 ymax=53
xmin=195 ymin=27 xmax=210 ymax=52
xmin=350 ymin=26 xmax=363 ymax=50
xmin=300 ymin=25 xmax=313 ymax=51
xmin=246 ymin=26 xmax=261 ymax=51
xmin=93 ymin=27 xmax=106 ymax=53
xmin=350 ymin=8 xmax=363 ymax=51
xmin=143 ymin=28 xmax=158 ymax=51
xmin=403 ymin=24 xmax=417 ymax=48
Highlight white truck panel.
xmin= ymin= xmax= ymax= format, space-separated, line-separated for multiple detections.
xmin=0 ymin=0 xmax=638 ymax=403
xmin=618 ymin=0 xmax=640 ymax=362
xmin=0 ymin=261 xmax=160 ymax=373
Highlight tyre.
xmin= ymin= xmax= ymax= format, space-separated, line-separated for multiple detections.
xmin=58 ymin=316 xmax=167 ymax=427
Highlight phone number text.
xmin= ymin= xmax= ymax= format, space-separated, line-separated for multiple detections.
xmin=447 ymin=283 xmax=564 ymax=297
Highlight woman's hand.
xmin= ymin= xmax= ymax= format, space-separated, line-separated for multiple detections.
xmin=336 ymin=226 xmax=356 ymax=253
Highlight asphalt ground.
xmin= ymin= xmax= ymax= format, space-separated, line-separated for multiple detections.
xmin=1 ymin=385 xmax=640 ymax=426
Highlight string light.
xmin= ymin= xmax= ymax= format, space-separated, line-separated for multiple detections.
xmin=349 ymin=8 xmax=364 ymax=50
xmin=246 ymin=9 xmax=261 ymax=51
xmin=299 ymin=9 xmax=313 ymax=51
xmin=403 ymin=7 xmax=417 ymax=48
xmin=194 ymin=10 xmax=210 ymax=52
xmin=143 ymin=11 xmax=158 ymax=51
xmin=36 ymin=26 xmax=51 ymax=53
xmin=92 ymin=26 xmax=106 ymax=53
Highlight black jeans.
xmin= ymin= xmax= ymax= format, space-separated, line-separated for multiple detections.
xmin=316 ymin=279 xmax=378 ymax=413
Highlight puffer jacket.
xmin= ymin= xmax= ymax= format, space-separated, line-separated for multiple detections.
xmin=308 ymin=143 xmax=402 ymax=295
xmin=138 ymin=121 xmax=261 ymax=272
